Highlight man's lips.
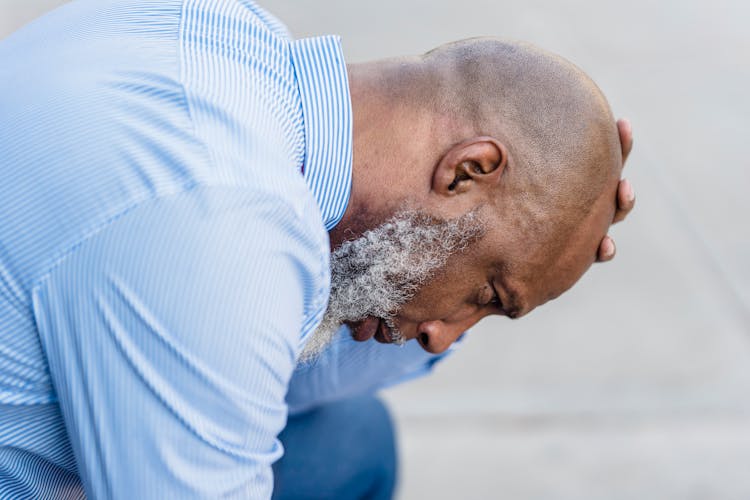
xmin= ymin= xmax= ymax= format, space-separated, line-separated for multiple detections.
xmin=350 ymin=316 xmax=394 ymax=343
xmin=373 ymin=319 xmax=391 ymax=344
xmin=350 ymin=316 xmax=379 ymax=341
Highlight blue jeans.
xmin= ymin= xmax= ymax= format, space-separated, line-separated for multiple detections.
xmin=272 ymin=395 xmax=398 ymax=500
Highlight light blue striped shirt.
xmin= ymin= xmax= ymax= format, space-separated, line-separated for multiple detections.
xmin=0 ymin=1 xmax=449 ymax=497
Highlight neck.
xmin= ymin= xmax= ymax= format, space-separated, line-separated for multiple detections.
xmin=328 ymin=60 xmax=412 ymax=249
xmin=329 ymin=58 xmax=477 ymax=250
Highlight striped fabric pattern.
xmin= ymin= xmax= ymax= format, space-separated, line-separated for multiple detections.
xmin=291 ymin=38 xmax=353 ymax=231
xmin=0 ymin=0 xmax=353 ymax=497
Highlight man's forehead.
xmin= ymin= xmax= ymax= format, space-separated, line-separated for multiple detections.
xmin=481 ymin=190 xmax=615 ymax=316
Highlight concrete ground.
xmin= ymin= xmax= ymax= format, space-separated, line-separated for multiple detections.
xmin=3 ymin=1 xmax=749 ymax=499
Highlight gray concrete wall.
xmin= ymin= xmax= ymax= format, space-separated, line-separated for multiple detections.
xmin=2 ymin=1 xmax=748 ymax=498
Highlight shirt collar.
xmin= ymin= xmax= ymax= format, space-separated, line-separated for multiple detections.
xmin=290 ymin=35 xmax=353 ymax=231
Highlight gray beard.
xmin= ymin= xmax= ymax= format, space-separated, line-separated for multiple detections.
xmin=299 ymin=209 xmax=485 ymax=362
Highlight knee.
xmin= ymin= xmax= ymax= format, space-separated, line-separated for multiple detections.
xmin=273 ymin=395 xmax=398 ymax=500
xmin=353 ymin=396 xmax=398 ymax=488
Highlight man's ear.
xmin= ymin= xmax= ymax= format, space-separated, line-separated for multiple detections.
xmin=432 ymin=137 xmax=508 ymax=196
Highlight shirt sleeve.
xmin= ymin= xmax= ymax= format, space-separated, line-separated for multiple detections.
xmin=285 ymin=326 xmax=464 ymax=415
xmin=31 ymin=186 xmax=328 ymax=499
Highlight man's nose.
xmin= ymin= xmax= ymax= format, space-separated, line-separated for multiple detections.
xmin=416 ymin=316 xmax=478 ymax=354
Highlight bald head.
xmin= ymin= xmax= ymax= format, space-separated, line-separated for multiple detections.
xmin=421 ymin=38 xmax=621 ymax=212
xmin=342 ymin=38 xmax=621 ymax=254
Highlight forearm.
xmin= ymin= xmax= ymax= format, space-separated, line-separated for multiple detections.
xmin=286 ymin=325 xmax=462 ymax=415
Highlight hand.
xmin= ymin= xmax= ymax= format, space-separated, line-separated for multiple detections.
xmin=597 ymin=118 xmax=636 ymax=262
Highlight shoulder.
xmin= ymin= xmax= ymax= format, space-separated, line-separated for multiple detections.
xmin=34 ymin=183 xmax=331 ymax=354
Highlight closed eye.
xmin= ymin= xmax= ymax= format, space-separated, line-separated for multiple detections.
xmin=489 ymin=285 xmax=503 ymax=310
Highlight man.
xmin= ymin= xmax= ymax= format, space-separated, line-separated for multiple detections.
xmin=0 ymin=0 xmax=634 ymax=498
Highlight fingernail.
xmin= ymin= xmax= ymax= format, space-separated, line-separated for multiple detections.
xmin=624 ymin=179 xmax=634 ymax=202
xmin=606 ymin=241 xmax=615 ymax=257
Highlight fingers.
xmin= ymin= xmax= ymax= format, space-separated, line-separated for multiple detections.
xmin=596 ymin=235 xmax=616 ymax=262
xmin=613 ymin=178 xmax=635 ymax=224
xmin=617 ymin=118 xmax=633 ymax=165
xmin=598 ymin=177 xmax=634 ymax=263
xmin=598 ymin=119 xmax=634 ymax=263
